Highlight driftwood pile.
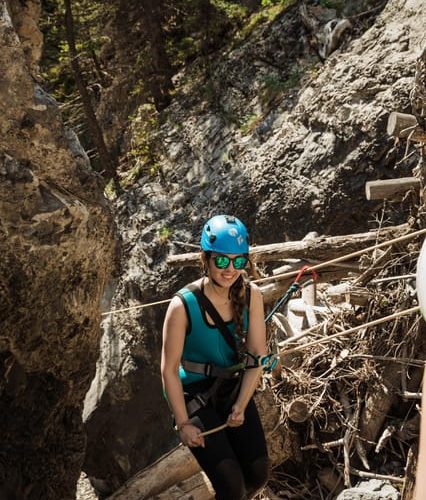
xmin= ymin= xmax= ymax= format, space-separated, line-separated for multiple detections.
xmin=262 ymin=232 xmax=424 ymax=499
xmin=259 ymin=48 xmax=426 ymax=500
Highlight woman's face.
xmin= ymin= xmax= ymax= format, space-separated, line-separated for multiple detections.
xmin=207 ymin=253 xmax=247 ymax=289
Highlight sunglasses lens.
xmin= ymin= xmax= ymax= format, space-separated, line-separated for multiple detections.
xmin=233 ymin=256 xmax=248 ymax=269
xmin=214 ymin=255 xmax=230 ymax=269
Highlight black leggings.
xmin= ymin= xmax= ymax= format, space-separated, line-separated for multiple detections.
xmin=188 ymin=398 xmax=269 ymax=500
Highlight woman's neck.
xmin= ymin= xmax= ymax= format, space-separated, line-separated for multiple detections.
xmin=204 ymin=277 xmax=230 ymax=305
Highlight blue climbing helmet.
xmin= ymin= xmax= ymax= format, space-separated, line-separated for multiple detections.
xmin=200 ymin=215 xmax=249 ymax=254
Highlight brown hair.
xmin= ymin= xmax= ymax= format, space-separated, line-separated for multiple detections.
xmin=200 ymin=252 xmax=258 ymax=340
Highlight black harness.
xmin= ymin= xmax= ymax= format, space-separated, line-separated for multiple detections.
xmin=181 ymin=282 xmax=251 ymax=416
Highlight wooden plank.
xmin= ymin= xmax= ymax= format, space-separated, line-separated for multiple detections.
xmin=387 ymin=111 xmax=418 ymax=138
xmin=302 ymin=232 xmax=317 ymax=307
xmin=387 ymin=111 xmax=426 ymax=142
xmin=365 ymin=177 xmax=421 ymax=200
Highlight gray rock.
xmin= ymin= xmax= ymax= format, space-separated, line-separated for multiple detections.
xmin=0 ymin=2 xmax=117 ymax=498
xmin=336 ymin=479 xmax=400 ymax=500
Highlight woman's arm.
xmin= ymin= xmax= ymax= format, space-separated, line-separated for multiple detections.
xmin=161 ymin=296 xmax=205 ymax=447
xmin=228 ymin=283 xmax=267 ymax=426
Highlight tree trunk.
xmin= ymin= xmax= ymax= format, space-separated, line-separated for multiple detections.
xmin=143 ymin=0 xmax=174 ymax=111
xmin=64 ymin=0 xmax=118 ymax=185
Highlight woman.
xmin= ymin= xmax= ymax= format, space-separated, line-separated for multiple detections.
xmin=161 ymin=214 xmax=269 ymax=500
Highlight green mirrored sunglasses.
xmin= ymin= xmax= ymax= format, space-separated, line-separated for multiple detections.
xmin=212 ymin=254 xmax=248 ymax=270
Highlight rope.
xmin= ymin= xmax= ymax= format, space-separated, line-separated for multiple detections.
xmin=101 ymin=227 xmax=426 ymax=317
xmin=254 ymin=227 xmax=426 ymax=285
xmin=281 ymin=306 xmax=420 ymax=356
xmin=264 ymin=265 xmax=318 ymax=323
xmin=101 ymin=298 xmax=171 ymax=316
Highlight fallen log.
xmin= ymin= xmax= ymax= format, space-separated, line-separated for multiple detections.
xmin=153 ymin=472 xmax=214 ymax=500
xmin=326 ymin=283 xmax=373 ymax=306
xmin=272 ymin=259 xmax=359 ymax=275
xmin=107 ymin=445 xmax=200 ymax=500
xmin=288 ymin=399 xmax=311 ymax=423
xmin=166 ymin=225 xmax=409 ymax=267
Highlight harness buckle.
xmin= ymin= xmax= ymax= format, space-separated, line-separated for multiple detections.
xmin=195 ymin=392 xmax=207 ymax=407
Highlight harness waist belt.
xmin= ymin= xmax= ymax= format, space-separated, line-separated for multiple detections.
xmin=182 ymin=359 xmax=244 ymax=379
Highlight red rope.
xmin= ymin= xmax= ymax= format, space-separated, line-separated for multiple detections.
xmin=294 ymin=265 xmax=318 ymax=284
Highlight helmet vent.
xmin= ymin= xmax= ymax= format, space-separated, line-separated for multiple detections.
xmin=225 ymin=215 xmax=236 ymax=223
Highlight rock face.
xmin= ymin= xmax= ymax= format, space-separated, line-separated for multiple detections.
xmin=0 ymin=2 xmax=117 ymax=498
xmin=83 ymin=0 xmax=426 ymax=494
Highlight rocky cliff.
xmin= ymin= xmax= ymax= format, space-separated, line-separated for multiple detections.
xmin=82 ymin=0 xmax=426 ymax=495
xmin=0 ymin=1 xmax=117 ymax=498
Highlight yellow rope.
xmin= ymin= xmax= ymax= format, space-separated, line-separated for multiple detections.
xmin=101 ymin=227 xmax=426 ymax=317
xmin=101 ymin=298 xmax=171 ymax=316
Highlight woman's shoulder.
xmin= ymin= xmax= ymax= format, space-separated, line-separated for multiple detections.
xmin=176 ymin=278 xmax=203 ymax=295
xmin=169 ymin=278 xmax=204 ymax=316
xmin=248 ymin=281 xmax=262 ymax=296
xmin=173 ymin=278 xmax=204 ymax=305
xmin=247 ymin=281 xmax=263 ymax=308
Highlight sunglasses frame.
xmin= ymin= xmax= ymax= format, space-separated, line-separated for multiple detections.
xmin=211 ymin=253 xmax=249 ymax=270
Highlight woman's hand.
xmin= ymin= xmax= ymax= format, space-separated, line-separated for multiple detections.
xmin=179 ymin=423 xmax=205 ymax=448
xmin=227 ymin=403 xmax=245 ymax=427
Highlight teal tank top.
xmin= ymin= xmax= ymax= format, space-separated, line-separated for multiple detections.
xmin=176 ymin=283 xmax=249 ymax=385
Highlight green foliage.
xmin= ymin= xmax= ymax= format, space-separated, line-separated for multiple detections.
xmin=104 ymin=177 xmax=118 ymax=200
xmin=282 ymin=67 xmax=302 ymax=89
xmin=261 ymin=0 xmax=294 ymax=7
xmin=210 ymin=0 xmax=248 ymax=21
xmin=263 ymin=74 xmax=287 ymax=92
xmin=204 ymin=82 xmax=218 ymax=105
xmin=40 ymin=0 xmax=114 ymax=101
xmin=158 ymin=226 xmax=173 ymax=243
xmin=239 ymin=113 xmax=262 ymax=135
xmin=319 ymin=0 xmax=345 ymax=11
xmin=235 ymin=0 xmax=296 ymax=43
xmin=166 ymin=36 xmax=201 ymax=68
xmin=121 ymin=103 xmax=161 ymax=185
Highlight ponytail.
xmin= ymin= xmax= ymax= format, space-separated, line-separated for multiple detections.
xmin=229 ymin=257 xmax=258 ymax=340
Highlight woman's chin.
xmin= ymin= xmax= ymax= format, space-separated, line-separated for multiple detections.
xmin=217 ymin=275 xmax=238 ymax=287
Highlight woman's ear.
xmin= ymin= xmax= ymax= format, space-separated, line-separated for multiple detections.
xmin=200 ymin=252 xmax=209 ymax=276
